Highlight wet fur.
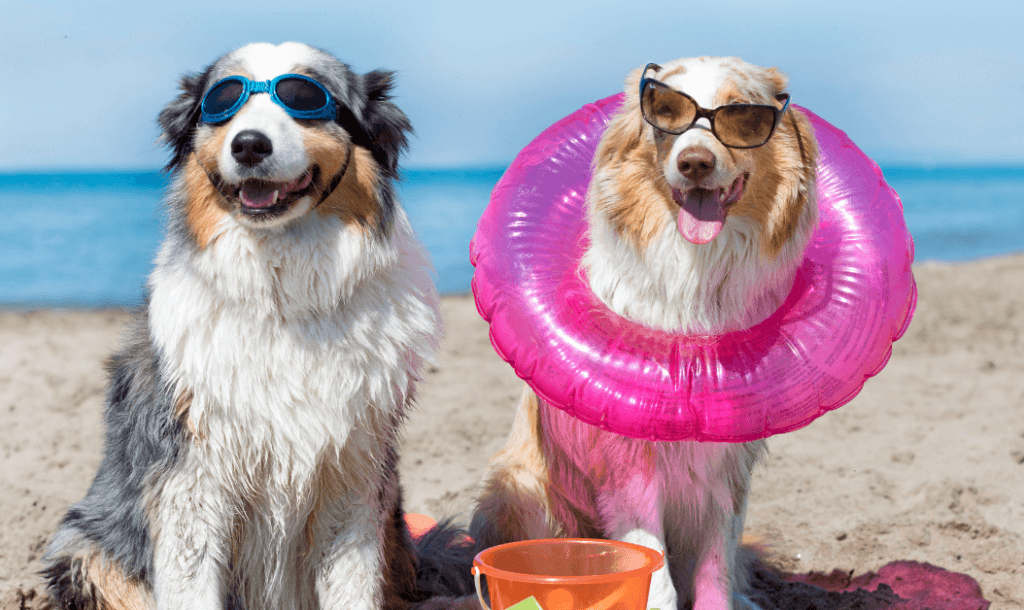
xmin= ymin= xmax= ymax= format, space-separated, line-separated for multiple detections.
xmin=471 ymin=58 xmax=819 ymax=610
xmin=42 ymin=42 xmax=451 ymax=610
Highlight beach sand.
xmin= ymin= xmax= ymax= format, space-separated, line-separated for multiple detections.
xmin=2 ymin=254 xmax=1022 ymax=609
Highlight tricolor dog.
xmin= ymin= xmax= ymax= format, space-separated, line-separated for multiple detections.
xmin=471 ymin=57 xmax=819 ymax=610
xmin=43 ymin=42 xmax=446 ymax=610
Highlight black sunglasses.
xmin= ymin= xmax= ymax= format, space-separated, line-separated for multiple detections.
xmin=639 ymin=63 xmax=791 ymax=149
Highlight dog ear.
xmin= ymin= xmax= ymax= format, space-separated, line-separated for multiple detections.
xmin=593 ymin=66 xmax=647 ymax=168
xmin=158 ymin=67 xmax=212 ymax=173
xmin=763 ymin=67 xmax=790 ymax=97
xmin=359 ymin=70 xmax=412 ymax=179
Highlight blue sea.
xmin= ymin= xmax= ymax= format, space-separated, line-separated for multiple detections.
xmin=1 ymin=166 xmax=1023 ymax=307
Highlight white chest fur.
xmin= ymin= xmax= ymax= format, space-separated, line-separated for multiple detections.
xmin=583 ymin=200 xmax=815 ymax=334
xmin=147 ymin=210 xmax=440 ymax=492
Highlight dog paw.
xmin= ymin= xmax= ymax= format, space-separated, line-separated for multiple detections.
xmin=645 ymin=583 xmax=677 ymax=610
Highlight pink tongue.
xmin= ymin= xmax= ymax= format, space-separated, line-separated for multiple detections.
xmin=675 ymin=188 xmax=725 ymax=244
xmin=239 ymin=184 xmax=277 ymax=209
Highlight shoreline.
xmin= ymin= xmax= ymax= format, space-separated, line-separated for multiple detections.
xmin=2 ymin=254 xmax=1023 ymax=608
xmin=3 ymin=249 xmax=1023 ymax=312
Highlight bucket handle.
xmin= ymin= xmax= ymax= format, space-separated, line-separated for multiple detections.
xmin=471 ymin=566 xmax=491 ymax=610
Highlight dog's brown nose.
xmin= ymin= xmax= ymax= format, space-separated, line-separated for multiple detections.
xmin=677 ymin=147 xmax=716 ymax=183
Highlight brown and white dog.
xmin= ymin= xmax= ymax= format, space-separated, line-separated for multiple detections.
xmin=42 ymin=43 xmax=451 ymax=610
xmin=470 ymin=57 xmax=819 ymax=610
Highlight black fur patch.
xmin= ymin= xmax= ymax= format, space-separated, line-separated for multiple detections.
xmin=359 ymin=69 xmax=412 ymax=180
xmin=158 ymin=66 xmax=214 ymax=174
xmin=41 ymin=555 xmax=102 ymax=610
xmin=413 ymin=518 xmax=476 ymax=599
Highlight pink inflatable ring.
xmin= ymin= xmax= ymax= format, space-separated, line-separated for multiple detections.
xmin=470 ymin=94 xmax=917 ymax=443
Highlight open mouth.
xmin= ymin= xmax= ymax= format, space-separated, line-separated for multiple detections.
xmin=671 ymin=172 xmax=748 ymax=244
xmin=234 ymin=168 xmax=316 ymax=218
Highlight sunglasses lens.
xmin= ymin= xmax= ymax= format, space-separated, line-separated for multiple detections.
xmin=641 ymin=82 xmax=696 ymax=133
xmin=275 ymin=78 xmax=329 ymax=112
xmin=203 ymin=79 xmax=245 ymax=117
xmin=715 ymin=106 xmax=777 ymax=147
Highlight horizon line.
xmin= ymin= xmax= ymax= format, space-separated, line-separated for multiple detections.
xmin=5 ymin=162 xmax=1024 ymax=176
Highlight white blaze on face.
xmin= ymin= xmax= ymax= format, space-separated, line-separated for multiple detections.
xmin=655 ymin=59 xmax=750 ymax=245
xmin=659 ymin=60 xmax=732 ymax=189
xmin=216 ymin=43 xmax=320 ymax=185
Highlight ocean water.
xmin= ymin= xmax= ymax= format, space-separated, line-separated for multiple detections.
xmin=1 ymin=166 xmax=1022 ymax=307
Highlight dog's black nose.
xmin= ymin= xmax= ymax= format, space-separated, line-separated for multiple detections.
xmin=677 ymin=147 xmax=716 ymax=184
xmin=231 ymin=130 xmax=273 ymax=166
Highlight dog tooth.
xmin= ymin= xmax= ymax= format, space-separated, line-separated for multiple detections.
xmin=273 ymin=189 xmax=280 ymax=203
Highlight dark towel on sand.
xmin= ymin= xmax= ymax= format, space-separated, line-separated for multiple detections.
xmin=749 ymin=560 xmax=990 ymax=610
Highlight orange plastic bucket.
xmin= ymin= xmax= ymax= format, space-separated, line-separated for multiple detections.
xmin=472 ymin=538 xmax=664 ymax=610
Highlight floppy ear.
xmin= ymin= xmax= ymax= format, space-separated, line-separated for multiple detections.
xmin=763 ymin=66 xmax=790 ymax=97
xmin=359 ymin=70 xmax=412 ymax=179
xmin=158 ymin=67 xmax=212 ymax=173
xmin=593 ymin=66 xmax=647 ymax=169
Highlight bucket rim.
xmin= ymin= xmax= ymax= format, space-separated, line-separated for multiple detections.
xmin=472 ymin=538 xmax=665 ymax=585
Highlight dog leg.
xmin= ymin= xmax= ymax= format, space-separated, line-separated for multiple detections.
xmin=690 ymin=528 xmax=732 ymax=610
xmin=150 ymin=458 xmax=233 ymax=610
xmin=597 ymin=481 xmax=675 ymax=610
xmin=689 ymin=477 xmax=753 ymax=610
xmin=314 ymin=494 xmax=387 ymax=610
xmin=726 ymin=488 xmax=760 ymax=610
xmin=623 ymin=527 xmax=675 ymax=610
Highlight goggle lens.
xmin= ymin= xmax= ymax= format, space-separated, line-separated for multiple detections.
xmin=202 ymin=79 xmax=245 ymax=117
xmin=200 ymin=75 xmax=336 ymax=124
xmin=274 ymin=77 xmax=329 ymax=113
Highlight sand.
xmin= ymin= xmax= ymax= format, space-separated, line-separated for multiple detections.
xmin=2 ymin=254 xmax=1022 ymax=609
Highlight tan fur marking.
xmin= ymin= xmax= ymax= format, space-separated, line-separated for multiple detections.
xmin=730 ymin=108 xmax=818 ymax=257
xmin=713 ymin=79 xmax=749 ymax=106
xmin=172 ymin=387 xmax=200 ymax=438
xmin=495 ymin=389 xmax=550 ymax=486
xmin=591 ymin=68 xmax=677 ymax=248
xmin=660 ymin=65 xmax=687 ymax=78
xmin=86 ymin=553 xmax=153 ymax=610
xmin=712 ymin=66 xmax=787 ymax=107
xmin=183 ymin=130 xmax=231 ymax=248
xmin=311 ymin=135 xmax=382 ymax=230
xmin=471 ymin=388 xmax=558 ymax=546
xmin=64 ymin=547 xmax=154 ymax=610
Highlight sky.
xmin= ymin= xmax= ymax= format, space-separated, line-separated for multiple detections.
xmin=1 ymin=0 xmax=1022 ymax=171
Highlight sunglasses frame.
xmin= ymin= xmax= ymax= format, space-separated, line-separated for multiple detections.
xmin=638 ymin=63 xmax=791 ymax=149
xmin=200 ymin=73 xmax=338 ymax=124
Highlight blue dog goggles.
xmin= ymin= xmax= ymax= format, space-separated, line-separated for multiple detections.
xmin=200 ymin=74 xmax=337 ymax=124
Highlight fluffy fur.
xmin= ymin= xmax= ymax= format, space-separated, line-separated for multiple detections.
xmin=470 ymin=57 xmax=819 ymax=610
xmin=42 ymin=42 xmax=450 ymax=610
